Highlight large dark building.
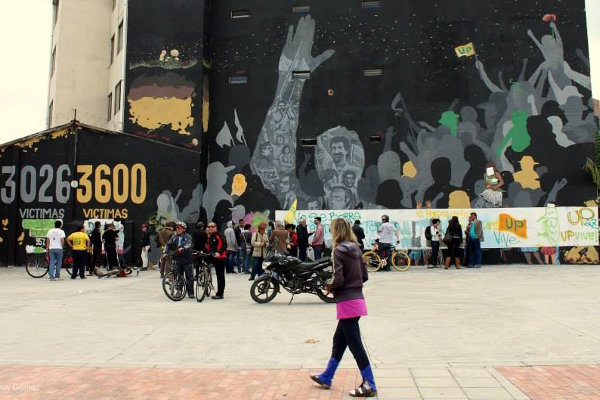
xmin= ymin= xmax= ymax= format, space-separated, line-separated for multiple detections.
xmin=1 ymin=0 xmax=597 ymax=265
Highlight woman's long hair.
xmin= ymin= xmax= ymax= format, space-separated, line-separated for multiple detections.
xmin=330 ymin=218 xmax=357 ymax=249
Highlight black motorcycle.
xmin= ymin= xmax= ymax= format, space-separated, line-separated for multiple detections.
xmin=250 ymin=251 xmax=335 ymax=304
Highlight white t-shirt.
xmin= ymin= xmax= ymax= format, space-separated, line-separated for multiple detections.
xmin=431 ymin=225 xmax=441 ymax=242
xmin=378 ymin=222 xmax=396 ymax=244
xmin=46 ymin=228 xmax=65 ymax=250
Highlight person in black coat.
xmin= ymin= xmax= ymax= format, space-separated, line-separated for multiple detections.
xmin=352 ymin=220 xmax=365 ymax=250
xmin=89 ymin=221 xmax=102 ymax=275
xmin=296 ymin=218 xmax=310 ymax=261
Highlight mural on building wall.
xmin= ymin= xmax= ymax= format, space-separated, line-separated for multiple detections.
xmin=204 ymin=4 xmax=595 ymax=227
xmin=124 ymin=0 xmax=206 ymax=148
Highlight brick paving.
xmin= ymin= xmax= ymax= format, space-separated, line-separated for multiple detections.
xmin=0 ymin=365 xmax=361 ymax=400
xmin=496 ymin=365 xmax=600 ymax=400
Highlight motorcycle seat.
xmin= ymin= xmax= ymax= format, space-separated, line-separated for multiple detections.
xmin=295 ymin=259 xmax=330 ymax=271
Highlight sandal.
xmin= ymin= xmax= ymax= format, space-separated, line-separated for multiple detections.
xmin=309 ymin=374 xmax=331 ymax=389
xmin=349 ymin=383 xmax=377 ymax=397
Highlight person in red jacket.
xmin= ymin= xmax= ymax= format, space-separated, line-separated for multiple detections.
xmin=206 ymin=221 xmax=227 ymax=299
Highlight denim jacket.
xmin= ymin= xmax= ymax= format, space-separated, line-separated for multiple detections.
xmin=164 ymin=233 xmax=193 ymax=263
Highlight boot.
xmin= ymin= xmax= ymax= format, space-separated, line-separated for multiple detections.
xmin=444 ymin=257 xmax=451 ymax=269
xmin=310 ymin=357 xmax=339 ymax=389
xmin=454 ymin=258 xmax=461 ymax=269
xmin=349 ymin=364 xmax=377 ymax=397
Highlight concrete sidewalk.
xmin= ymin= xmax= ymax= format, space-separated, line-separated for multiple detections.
xmin=0 ymin=264 xmax=599 ymax=399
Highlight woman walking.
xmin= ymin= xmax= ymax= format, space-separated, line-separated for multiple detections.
xmin=310 ymin=218 xmax=377 ymax=397
xmin=444 ymin=216 xmax=463 ymax=269
xmin=249 ymin=222 xmax=269 ymax=281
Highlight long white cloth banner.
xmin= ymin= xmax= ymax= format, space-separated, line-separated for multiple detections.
xmin=275 ymin=207 xmax=599 ymax=249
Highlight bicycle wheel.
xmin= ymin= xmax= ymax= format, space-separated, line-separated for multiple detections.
xmin=362 ymin=251 xmax=381 ymax=272
xmin=205 ymin=269 xmax=213 ymax=297
xmin=25 ymin=255 xmax=49 ymax=278
xmin=250 ymin=276 xmax=279 ymax=303
xmin=162 ymin=271 xmax=186 ymax=301
xmin=195 ymin=269 xmax=208 ymax=303
xmin=62 ymin=253 xmax=73 ymax=276
xmin=391 ymin=251 xmax=411 ymax=271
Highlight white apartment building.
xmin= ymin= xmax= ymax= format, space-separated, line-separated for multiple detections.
xmin=48 ymin=0 xmax=127 ymax=131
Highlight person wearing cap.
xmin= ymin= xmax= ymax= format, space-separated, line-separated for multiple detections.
xmin=140 ymin=223 xmax=151 ymax=271
xmin=162 ymin=222 xmax=194 ymax=298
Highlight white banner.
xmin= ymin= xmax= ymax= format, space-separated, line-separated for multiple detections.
xmin=275 ymin=207 xmax=599 ymax=249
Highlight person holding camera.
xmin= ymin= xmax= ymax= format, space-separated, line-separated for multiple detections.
xmin=162 ymin=222 xmax=194 ymax=298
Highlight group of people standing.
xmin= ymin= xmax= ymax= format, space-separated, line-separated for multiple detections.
xmin=45 ymin=220 xmax=123 ymax=281
xmin=422 ymin=212 xmax=485 ymax=269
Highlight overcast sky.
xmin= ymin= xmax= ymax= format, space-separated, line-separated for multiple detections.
xmin=1 ymin=1 xmax=599 ymax=144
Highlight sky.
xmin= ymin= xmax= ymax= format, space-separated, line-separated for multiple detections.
xmin=1 ymin=1 xmax=600 ymax=145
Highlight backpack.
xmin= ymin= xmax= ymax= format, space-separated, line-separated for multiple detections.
xmin=424 ymin=226 xmax=432 ymax=241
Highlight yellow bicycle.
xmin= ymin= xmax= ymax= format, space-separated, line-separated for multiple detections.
xmin=362 ymin=242 xmax=411 ymax=272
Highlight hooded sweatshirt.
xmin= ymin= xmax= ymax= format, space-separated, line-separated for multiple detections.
xmin=330 ymin=241 xmax=368 ymax=303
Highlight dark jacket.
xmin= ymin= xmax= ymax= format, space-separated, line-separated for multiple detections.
xmin=297 ymin=224 xmax=309 ymax=246
xmin=141 ymin=231 xmax=150 ymax=247
xmin=164 ymin=232 xmax=193 ymax=264
xmin=90 ymin=228 xmax=102 ymax=249
xmin=330 ymin=241 xmax=368 ymax=302
xmin=193 ymin=229 xmax=207 ymax=252
xmin=206 ymin=232 xmax=226 ymax=259
xmin=446 ymin=223 xmax=463 ymax=240
xmin=352 ymin=224 xmax=365 ymax=249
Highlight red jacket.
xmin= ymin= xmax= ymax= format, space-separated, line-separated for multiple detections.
xmin=206 ymin=232 xmax=226 ymax=259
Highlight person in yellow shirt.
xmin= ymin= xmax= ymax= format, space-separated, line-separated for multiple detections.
xmin=67 ymin=225 xmax=91 ymax=279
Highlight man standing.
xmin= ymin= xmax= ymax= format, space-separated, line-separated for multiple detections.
xmin=193 ymin=222 xmax=207 ymax=253
xmin=102 ymin=223 xmax=120 ymax=270
xmin=163 ymin=222 xmax=194 ymax=298
xmin=377 ymin=215 xmax=398 ymax=271
xmin=297 ymin=218 xmax=310 ymax=261
xmin=311 ymin=217 xmax=325 ymax=260
xmin=235 ymin=219 xmax=246 ymax=273
xmin=352 ymin=220 xmax=365 ymax=250
xmin=242 ymin=223 xmax=253 ymax=273
xmin=140 ymin=223 xmax=151 ymax=271
xmin=67 ymin=225 xmax=90 ymax=279
xmin=427 ymin=218 xmax=442 ymax=269
xmin=206 ymin=221 xmax=227 ymax=299
xmin=466 ymin=212 xmax=484 ymax=268
xmin=269 ymin=221 xmax=289 ymax=254
xmin=46 ymin=220 xmax=65 ymax=281
xmin=89 ymin=221 xmax=102 ymax=275
xmin=157 ymin=221 xmax=176 ymax=278
xmin=224 ymin=221 xmax=238 ymax=273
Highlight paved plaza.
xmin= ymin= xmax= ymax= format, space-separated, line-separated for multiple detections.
xmin=0 ymin=264 xmax=599 ymax=399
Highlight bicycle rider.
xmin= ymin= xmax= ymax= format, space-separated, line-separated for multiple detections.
xmin=377 ymin=215 xmax=399 ymax=271
xmin=162 ymin=221 xmax=194 ymax=299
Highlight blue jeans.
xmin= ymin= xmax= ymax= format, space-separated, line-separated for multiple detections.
xmin=226 ymin=251 xmax=237 ymax=273
xmin=313 ymin=245 xmax=323 ymax=260
xmin=468 ymin=238 xmax=482 ymax=267
xmin=49 ymin=249 xmax=63 ymax=279
xmin=250 ymin=257 xmax=264 ymax=279
xmin=236 ymin=246 xmax=247 ymax=273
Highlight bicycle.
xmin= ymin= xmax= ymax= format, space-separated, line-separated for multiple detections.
xmin=362 ymin=240 xmax=411 ymax=272
xmin=161 ymin=252 xmax=186 ymax=301
xmin=25 ymin=250 xmax=73 ymax=278
xmin=194 ymin=252 xmax=215 ymax=303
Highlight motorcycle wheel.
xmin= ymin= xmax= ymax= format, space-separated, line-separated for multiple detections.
xmin=250 ymin=276 xmax=279 ymax=303
xmin=316 ymin=288 xmax=336 ymax=303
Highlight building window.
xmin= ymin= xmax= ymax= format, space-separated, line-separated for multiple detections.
xmin=107 ymin=93 xmax=113 ymax=121
xmin=292 ymin=4 xmax=310 ymax=13
xmin=117 ymin=21 xmax=124 ymax=54
xmin=114 ymin=82 xmax=121 ymax=114
xmin=51 ymin=47 xmax=56 ymax=76
xmin=48 ymin=101 xmax=53 ymax=128
xmin=110 ymin=35 xmax=115 ymax=64
xmin=231 ymin=9 xmax=250 ymax=19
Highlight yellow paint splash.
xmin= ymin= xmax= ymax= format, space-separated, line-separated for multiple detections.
xmin=128 ymin=97 xmax=194 ymax=135
xmin=402 ymin=161 xmax=417 ymax=178
xmin=448 ymin=190 xmax=471 ymax=208
xmin=231 ymin=174 xmax=248 ymax=196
